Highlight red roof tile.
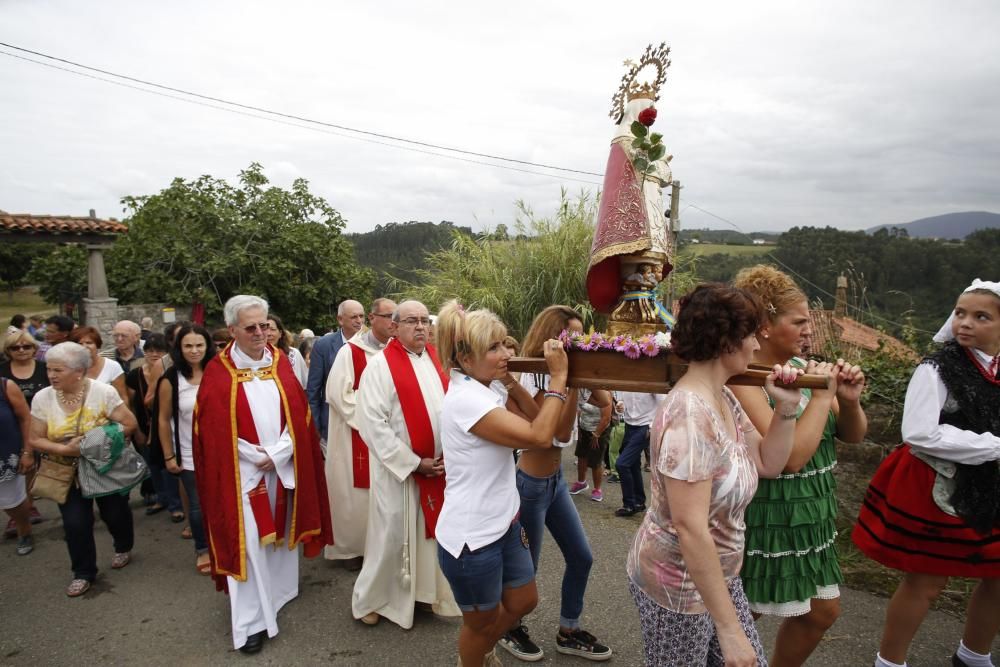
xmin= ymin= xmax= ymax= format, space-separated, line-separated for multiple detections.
xmin=808 ymin=309 xmax=918 ymax=361
xmin=0 ymin=213 xmax=127 ymax=236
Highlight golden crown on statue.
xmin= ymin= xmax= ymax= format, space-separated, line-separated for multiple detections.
xmin=609 ymin=42 xmax=671 ymax=122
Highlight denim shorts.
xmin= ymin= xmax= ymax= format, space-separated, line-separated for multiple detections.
xmin=437 ymin=519 xmax=535 ymax=612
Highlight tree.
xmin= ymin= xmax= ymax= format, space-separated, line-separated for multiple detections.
xmin=105 ymin=163 xmax=373 ymax=330
xmin=26 ymin=245 xmax=88 ymax=308
xmin=0 ymin=243 xmax=53 ymax=299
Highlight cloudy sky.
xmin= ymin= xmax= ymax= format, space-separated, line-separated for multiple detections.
xmin=2 ymin=1 xmax=998 ymax=234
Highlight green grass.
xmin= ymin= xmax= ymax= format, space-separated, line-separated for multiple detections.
xmin=0 ymin=287 xmax=57 ymax=323
xmin=685 ymin=242 xmax=773 ymax=257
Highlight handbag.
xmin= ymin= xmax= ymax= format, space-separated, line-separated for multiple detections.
xmin=31 ymin=383 xmax=88 ymax=504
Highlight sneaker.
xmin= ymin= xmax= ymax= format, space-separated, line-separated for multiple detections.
xmin=499 ymin=624 xmax=544 ymax=662
xmin=3 ymin=518 xmax=15 ymax=539
xmin=614 ymin=506 xmax=637 ymax=517
xmin=16 ymin=535 xmax=33 ymax=556
xmin=607 ymin=473 xmax=620 ymax=484
xmin=569 ymin=481 xmax=589 ymax=495
xmin=29 ymin=506 xmax=44 ymax=524
xmin=590 ymin=489 xmax=604 ymax=502
xmin=556 ymin=629 xmax=612 ymax=661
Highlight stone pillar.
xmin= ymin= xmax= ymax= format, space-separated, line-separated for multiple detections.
xmin=86 ymin=246 xmax=110 ymax=299
xmin=834 ymin=274 xmax=848 ymax=318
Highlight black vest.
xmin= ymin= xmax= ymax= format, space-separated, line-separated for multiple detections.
xmin=923 ymin=342 xmax=1000 ymax=533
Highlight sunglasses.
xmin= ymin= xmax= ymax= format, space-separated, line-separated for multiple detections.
xmin=7 ymin=344 xmax=35 ymax=352
xmin=240 ymin=322 xmax=272 ymax=334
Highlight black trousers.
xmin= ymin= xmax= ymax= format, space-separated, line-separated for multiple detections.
xmin=58 ymin=484 xmax=134 ymax=581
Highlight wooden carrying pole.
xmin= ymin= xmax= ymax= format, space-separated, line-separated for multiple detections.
xmin=508 ymin=351 xmax=828 ymax=395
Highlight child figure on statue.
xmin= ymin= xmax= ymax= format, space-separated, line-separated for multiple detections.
xmin=852 ymin=279 xmax=1000 ymax=667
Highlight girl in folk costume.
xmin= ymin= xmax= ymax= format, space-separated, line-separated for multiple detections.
xmin=853 ymin=279 xmax=1000 ymax=667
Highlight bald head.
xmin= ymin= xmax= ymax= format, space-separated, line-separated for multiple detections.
xmin=337 ymin=300 xmax=365 ymax=339
xmin=112 ymin=320 xmax=141 ymax=354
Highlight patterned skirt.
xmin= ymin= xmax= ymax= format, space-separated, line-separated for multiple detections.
xmin=852 ymin=445 xmax=1000 ymax=577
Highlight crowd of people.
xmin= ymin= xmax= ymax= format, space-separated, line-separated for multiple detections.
xmin=1 ymin=269 xmax=998 ymax=666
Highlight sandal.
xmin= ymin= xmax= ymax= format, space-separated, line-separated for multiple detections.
xmin=196 ymin=555 xmax=212 ymax=575
xmin=180 ymin=526 xmax=193 ymax=539
xmin=66 ymin=579 xmax=91 ymax=597
xmin=111 ymin=552 xmax=131 ymax=569
xmin=170 ymin=512 xmax=186 ymax=523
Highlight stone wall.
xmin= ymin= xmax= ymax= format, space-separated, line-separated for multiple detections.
xmin=116 ymin=303 xmax=193 ymax=333
xmin=84 ymin=300 xmax=193 ymax=351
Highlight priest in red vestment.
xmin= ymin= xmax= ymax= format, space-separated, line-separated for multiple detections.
xmin=193 ymin=294 xmax=332 ymax=654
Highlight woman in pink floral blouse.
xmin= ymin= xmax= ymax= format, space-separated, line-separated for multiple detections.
xmin=627 ymin=284 xmax=801 ymax=666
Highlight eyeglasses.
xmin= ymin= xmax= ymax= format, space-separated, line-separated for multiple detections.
xmin=370 ymin=313 xmax=394 ymax=320
xmin=214 ymin=341 xmax=228 ymax=348
xmin=7 ymin=344 xmax=35 ymax=352
xmin=398 ymin=317 xmax=431 ymax=327
xmin=240 ymin=322 xmax=272 ymax=334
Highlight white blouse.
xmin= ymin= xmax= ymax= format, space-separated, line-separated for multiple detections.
xmin=902 ymin=347 xmax=1000 ymax=465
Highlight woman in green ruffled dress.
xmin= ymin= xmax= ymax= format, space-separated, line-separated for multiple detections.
xmin=731 ymin=265 xmax=868 ymax=667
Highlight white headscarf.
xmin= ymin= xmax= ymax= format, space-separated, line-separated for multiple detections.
xmin=933 ymin=278 xmax=1000 ymax=343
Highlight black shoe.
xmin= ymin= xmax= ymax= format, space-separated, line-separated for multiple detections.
xmin=952 ymin=655 xmax=970 ymax=667
xmin=239 ymin=631 xmax=266 ymax=654
xmin=556 ymin=628 xmax=612 ymax=661
xmin=634 ymin=503 xmax=647 ymax=513
xmin=499 ymin=624 xmax=544 ymax=662
xmin=614 ymin=506 xmax=637 ymax=517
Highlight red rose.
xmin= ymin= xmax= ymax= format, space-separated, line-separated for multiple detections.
xmin=638 ymin=107 xmax=657 ymax=127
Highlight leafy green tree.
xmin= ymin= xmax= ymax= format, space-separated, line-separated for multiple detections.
xmin=0 ymin=243 xmax=54 ymax=299
xmin=106 ymin=163 xmax=373 ymax=330
xmin=26 ymin=245 xmax=88 ymax=307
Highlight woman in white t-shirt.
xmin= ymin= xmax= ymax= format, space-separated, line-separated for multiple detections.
xmin=70 ymin=326 xmax=127 ymax=404
xmin=435 ymin=300 xmax=569 ymax=667
xmin=158 ymin=324 xmax=216 ymax=574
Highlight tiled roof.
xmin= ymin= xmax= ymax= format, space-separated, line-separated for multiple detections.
xmin=0 ymin=213 xmax=127 ymax=236
xmin=808 ymin=309 xmax=919 ymax=361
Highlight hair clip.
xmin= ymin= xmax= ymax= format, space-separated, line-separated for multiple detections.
xmin=767 ymin=302 xmax=777 ymax=315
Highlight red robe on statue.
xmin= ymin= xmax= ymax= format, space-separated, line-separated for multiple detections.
xmin=193 ymin=343 xmax=333 ymax=591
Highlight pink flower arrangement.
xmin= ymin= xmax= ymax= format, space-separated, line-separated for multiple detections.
xmin=557 ymin=329 xmax=671 ymax=359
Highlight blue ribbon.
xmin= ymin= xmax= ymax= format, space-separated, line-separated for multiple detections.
xmin=621 ymin=290 xmax=676 ymax=328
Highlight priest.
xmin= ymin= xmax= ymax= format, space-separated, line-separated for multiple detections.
xmin=323 ymin=297 xmax=396 ymax=566
xmin=194 ymin=294 xmax=332 ymax=654
xmin=352 ymin=300 xmax=460 ymax=629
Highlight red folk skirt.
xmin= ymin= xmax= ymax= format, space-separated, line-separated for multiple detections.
xmin=852 ymin=445 xmax=1000 ymax=577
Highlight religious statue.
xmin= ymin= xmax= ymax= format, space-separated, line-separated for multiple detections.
xmin=586 ymin=43 xmax=675 ymax=337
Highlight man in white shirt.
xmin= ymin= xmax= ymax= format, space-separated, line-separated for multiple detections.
xmin=614 ymin=392 xmax=662 ymax=517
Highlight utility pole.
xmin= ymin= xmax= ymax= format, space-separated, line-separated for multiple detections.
xmin=667 ymin=180 xmax=681 ymax=312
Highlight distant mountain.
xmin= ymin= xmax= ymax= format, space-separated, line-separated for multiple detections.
xmin=867 ymin=211 xmax=1000 ymax=239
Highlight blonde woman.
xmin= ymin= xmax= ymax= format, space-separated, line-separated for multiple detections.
xmin=435 ymin=300 xmax=569 ymax=667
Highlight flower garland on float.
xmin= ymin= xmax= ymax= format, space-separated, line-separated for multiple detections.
xmin=557 ymin=329 xmax=672 ymax=360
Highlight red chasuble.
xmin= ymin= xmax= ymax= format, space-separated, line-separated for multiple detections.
xmin=193 ymin=343 xmax=333 ymax=592
xmin=348 ymin=342 xmax=370 ymax=489
xmin=382 ymin=338 xmax=449 ymax=539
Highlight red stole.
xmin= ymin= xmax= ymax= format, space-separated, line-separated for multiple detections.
xmin=348 ymin=342 xmax=371 ymax=489
xmin=193 ymin=343 xmax=334 ymax=591
xmin=234 ymin=390 xmax=289 ymax=547
xmin=382 ymin=337 xmax=449 ymax=539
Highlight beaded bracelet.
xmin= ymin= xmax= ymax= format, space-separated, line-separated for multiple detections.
xmin=544 ymin=390 xmax=567 ymax=402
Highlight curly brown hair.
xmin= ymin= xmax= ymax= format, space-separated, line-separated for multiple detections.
xmin=671 ymin=283 xmax=764 ymax=361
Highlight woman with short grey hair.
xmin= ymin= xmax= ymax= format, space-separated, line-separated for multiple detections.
xmin=29 ymin=341 xmax=139 ymax=597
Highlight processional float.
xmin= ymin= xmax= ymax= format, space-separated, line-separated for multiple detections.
xmin=509 ymin=43 xmax=826 ymax=392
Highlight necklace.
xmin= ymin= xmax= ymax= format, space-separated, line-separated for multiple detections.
xmin=57 ymin=387 xmax=85 ymax=406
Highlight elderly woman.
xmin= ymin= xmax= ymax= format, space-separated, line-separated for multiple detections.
xmin=435 ymin=300 xmax=569 ymax=667
xmin=1 ymin=331 xmax=49 ymax=533
xmin=29 ymin=342 xmax=138 ymax=597
xmin=69 ymin=326 xmax=128 ymax=404
xmin=731 ymin=265 xmax=866 ymax=666
xmin=627 ymin=284 xmax=801 ymax=666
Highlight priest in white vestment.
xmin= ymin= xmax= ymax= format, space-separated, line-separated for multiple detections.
xmin=194 ymin=295 xmax=332 ymax=654
xmin=352 ymin=300 xmax=460 ymax=629
xmin=323 ymin=298 xmax=396 ymax=562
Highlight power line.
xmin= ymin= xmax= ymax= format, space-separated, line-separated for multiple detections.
xmin=1 ymin=48 xmax=604 ymax=187
xmin=0 ymin=41 xmax=604 ymax=180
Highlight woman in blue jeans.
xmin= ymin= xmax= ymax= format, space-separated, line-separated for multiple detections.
xmin=503 ymin=306 xmax=613 ymax=662
xmin=158 ymin=324 xmax=216 ymax=574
